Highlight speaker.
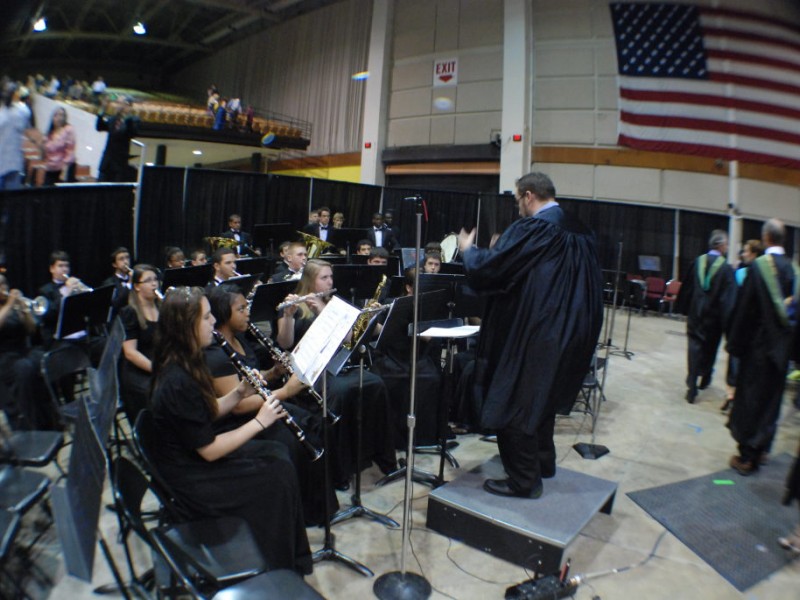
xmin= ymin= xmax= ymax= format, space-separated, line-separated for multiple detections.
xmin=155 ymin=144 xmax=167 ymax=166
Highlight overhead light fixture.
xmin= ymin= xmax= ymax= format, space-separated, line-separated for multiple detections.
xmin=351 ymin=71 xmax=369 ymax=81
xmin=192 ymin=150 xmax=203 ymax=156
xmin=133 ymin=21 xmax=146 ymax=35
xmin=33 ymin=17 xmax=47 ymax=32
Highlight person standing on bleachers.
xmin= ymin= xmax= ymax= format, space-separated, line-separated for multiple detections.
xmin=96 ymin=96 xmax=140 ymax=183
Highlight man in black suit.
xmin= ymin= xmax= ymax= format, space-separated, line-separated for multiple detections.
xmin=384 ymin=210 xmax=401 ymax=247
xmin=96 ymin=97 xmax=140 ymax=183
xmin=366 ymin=213 xmax=397 ymax=252
xmin=270 ymin=241 xmax=307 ymax=282
xmin=209 ymin=248 xmax=239 ymax=287
xmin=302 ymin=207 xmax=333 ymax=242
xmin=219 ymin=214 xmax=259 ymax=256
xmin=101 ymin=247 xmax=132 ymax=320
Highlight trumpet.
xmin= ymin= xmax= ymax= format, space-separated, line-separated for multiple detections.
xmin=213 ymin=331 xmax=323 ymax=461
xmin=231 ymin=269 xmax=243 ymax=278
xmin=247 ymin=322 xmax=340 ymax=424
xmin=154 ymin=286 xmax=175 ymax=301
xmin=276 ymin=288 xmax=337 ymax=311
xmin=66 ymin=277 xmax=93 ymax=294
xmin=20 ymin=295 xmax=49 ymax=316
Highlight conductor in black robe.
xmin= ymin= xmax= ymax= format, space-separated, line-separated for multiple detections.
xmin=458 ymin=172 xmax=603 ymax=498
xmin=96 ymin=97 xmax=140 ymax=183
xmin=679 ymin=230 xmax=737 ymax=403
xmin=727 ymin=219 xmax=798 ymax=475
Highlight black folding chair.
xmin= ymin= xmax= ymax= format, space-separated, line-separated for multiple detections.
xmin=0 ymin=428 xmax=65 ymax=480
xmin=40 ymin=344 xmax=92 ymax=426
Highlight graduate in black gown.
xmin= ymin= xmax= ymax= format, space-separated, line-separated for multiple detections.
xmin=203 ymin=284 xmax=336 ymax=524
xmin=678 ymin=230 xmax=737 ymax=403
xmin=727 ymin=219 xmax=798 ymax=476
xmin=458 ymin=172 xmax=603 ymax=498
xmin=150 ymin=287 xmax=312 ymax=574
xmin=275 ymin=259 xmax=397 ymax=487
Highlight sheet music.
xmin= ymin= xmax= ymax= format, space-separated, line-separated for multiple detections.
xmin=419 ymin=325 xmax=480 ymax=338
xmin=291 ymin=295 xmax=360 ymax=386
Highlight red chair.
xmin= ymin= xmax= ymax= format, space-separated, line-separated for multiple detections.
xmin=659 ymin=279 xmax=682 ymax=317
xmin=644 ymin=277 xmax=666 ymax=311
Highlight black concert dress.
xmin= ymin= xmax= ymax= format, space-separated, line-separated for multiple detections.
xmin=119 ymin=306 xmax=156 ymax=423
xmin=151 ymin=362 xmax=312 ymax=574
xmin=204 ymin=334 xmax=335 ymax=525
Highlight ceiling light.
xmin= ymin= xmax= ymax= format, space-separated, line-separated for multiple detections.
xmin=133 ymin=21 xmax=147 ymax=35
xmin=351 ymin=71 xmax=369 ymax=81
xmin=192 ymin=150 xmax=203 ymax=156
xmin=33 ymin=17 xmax=47 ymax=32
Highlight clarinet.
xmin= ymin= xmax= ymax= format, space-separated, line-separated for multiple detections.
xmin=246 ymin=322 xmax=341 ymax=424
xmin=212 ymin=331 xmax=323 ymax=461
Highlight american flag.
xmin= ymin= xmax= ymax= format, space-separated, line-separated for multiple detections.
xmin=610 ymin=3 xmax=800 ymax=169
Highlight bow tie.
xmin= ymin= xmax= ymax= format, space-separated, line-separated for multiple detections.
xmin=231 ymin=230 xmax=240 ymax=234
xmin=320 ymin=225 xmax=328 ymax=230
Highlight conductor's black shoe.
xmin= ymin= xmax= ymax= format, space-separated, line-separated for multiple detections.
xmin=685 ymin=389 xmax=697 ymax=403
xmin=540 ymin=462 xmax=556 ymax=479
xmin=483 ymin=479 xmax=543 ymax=499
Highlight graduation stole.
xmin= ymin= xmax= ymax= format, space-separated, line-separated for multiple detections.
xmin=696 ymin=255 xmax=725 ymax=292
xmin=753 ymin=254 xmax=800 ymax=327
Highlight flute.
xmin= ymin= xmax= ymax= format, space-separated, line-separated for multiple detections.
xmin=247 ymin=322 xmax=340 ymax=424
xmin=213 ymin=331 xmax=323 ymax=461
xmin=276 ymin=288 xmax=337 ymax=311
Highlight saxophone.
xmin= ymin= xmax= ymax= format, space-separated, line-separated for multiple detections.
xmin=345 ymin=275 xmax=387 ymax=349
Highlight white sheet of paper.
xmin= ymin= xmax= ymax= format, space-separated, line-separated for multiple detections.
xmin=419 ymin=325 xmax=480 ymax=338
xmin=291 ymin=295 xmax=360 ymax=386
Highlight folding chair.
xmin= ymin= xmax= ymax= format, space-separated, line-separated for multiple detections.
xmin=0 ymin=428 xmax=65 ymax=479
xmin=112 ymin=456 xmax=267 ymax=598
xmin=40 ymin=344 xmax=92 ymax=426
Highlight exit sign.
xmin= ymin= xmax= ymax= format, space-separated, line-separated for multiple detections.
xmin=433 ymin=58 xmax=458 ymax=87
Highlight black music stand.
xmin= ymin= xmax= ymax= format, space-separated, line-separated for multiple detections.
xmin=373 ymin=291 xmax=447 ymax=488
xmin=332 ymin=264 xmax=388 ymax=304
xmin=328 ymin=310 xmax=398 ymax=530
xmin=350 ymin=254 xmax=402 ymax=276
xmin=161 ymin=264 xmax=214 ymax=289
xmin=56 ymin=285 xmax=115 ymax=340
xmin=248 ymin=280 xmax=296 ymax=323
xmin=222 ymin=274 xmax=261 ymax=297
xmin=438 ymin=262 xmax=464 ymax=275
xmin=253 ymin=223 xmax=299 ymax=257
xmin=329 ymin=228 xmax=369 ymax=257
xmin=235 ymin=256 xmax=274 ymax=279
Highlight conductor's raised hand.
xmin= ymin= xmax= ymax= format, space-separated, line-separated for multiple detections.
xmin=458 ymin=228 xmax=477 ymax=253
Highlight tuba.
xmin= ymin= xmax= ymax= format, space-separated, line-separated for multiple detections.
xmin=205 ymin=236 xmax=240 ymax=253
xmin=297 ymin=231 xmax=336 ymax=259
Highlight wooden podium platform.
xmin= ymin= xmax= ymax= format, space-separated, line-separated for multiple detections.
xmin=426 ymin=456 xmax=617 ymax=572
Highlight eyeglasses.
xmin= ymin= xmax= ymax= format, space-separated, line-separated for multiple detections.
xmin=139 ymin=277 xmax=159 ymax=284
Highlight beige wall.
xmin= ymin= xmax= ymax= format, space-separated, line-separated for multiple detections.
xmin=387 ymin=0 xmax=504 ymax=147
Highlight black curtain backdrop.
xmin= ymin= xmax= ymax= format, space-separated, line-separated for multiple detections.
xmin=678 ymin=210 xmax=729 ymax=280
xmin=558 ymin=198 xmax=676 ymax=277
xmin=183 ymin=169 xmax=271 ymax=256
xmin=311 ymin=178 xmax=382 ymax=231
xmin=263 ymin=174 xmax=311 ymax=229
xmin=478 ymin=193 xmax=518 ymax=247
xmin=382 ymin=187 xmax=479 ymax=248
xmin=0 ymin=186 xmax=134 ymax=296
xmin=137 ymin=166 xmax=186 ymax=267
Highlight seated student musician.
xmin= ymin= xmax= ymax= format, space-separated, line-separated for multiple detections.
xmin=119 ymin=265 xmax=161 ymax=423
xmin=165 ymin=247 xmax=186 ymax=270
xmin=367 ymin=246 xmax=389 ymax=266
xmin=371 ymin=267 xmax=442 ymax=447
xmin=366 ymin=212 xmax=398 ymax=252
xmin=209 ymin=247 xmax=239 ymax=287
xmin=302 ymin=207 xmax=332 ymax=242
xmin=102 ymin=247 xmax=132 ymax=320
xmin=150 ymin=287 xmax=312 ymax=574
xmin=422 ymin=252 xmax=442 ymax=274
xmin=0 ymin=274 xmax=52 ymax=429
xmin=270 ymin=241 xmax=307 ymax=282
xmin=189 ymin=249 xmax=207 ymax=266
xmin=204 ymin=284 xmax=333 ymax=524
xmin=275 ymin=259 xmax=397 ymax=486
xmin=355 ymin=239 xmax=373 ymax=256
xmin=38 ymin=250 xmax=95 ymax=350
xmin=219 ymin=213 xmax=260 ymax=256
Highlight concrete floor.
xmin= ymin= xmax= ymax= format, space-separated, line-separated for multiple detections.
xmin=13 ymin=309 xmax=800 ymax=599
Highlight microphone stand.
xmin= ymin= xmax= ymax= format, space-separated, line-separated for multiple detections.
xmin=374 ymin=195 xmax=432 ymax=600
xmin=312 ymin=370 xmax=372 ymax=577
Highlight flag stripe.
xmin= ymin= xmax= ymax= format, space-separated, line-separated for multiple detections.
xmin=704 ymin=37 xmax=800 ymax=70
xmin=707 ymin=58 xmax=800 ymax=90
xmin=702 ymin=7 xmax=800 ymax=38
xmin=706 ymin=49 xmax=800 ymax=77
xmin=702 ymin=26 xmax=800 ymax=54
xmin=620 ymin=100 xmax=800 ymax=135
xmin=617 ymin=135 xmax=800 ymax=169
xmin=620 ymin=111 xmax=800 ymax=146
xmin=709 ymin=72 xmax=800 ymax=97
